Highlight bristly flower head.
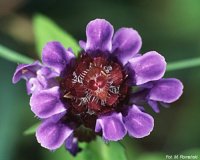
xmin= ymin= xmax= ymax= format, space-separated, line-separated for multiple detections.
xmin=13 ymin=19 xmax=183 ymax=155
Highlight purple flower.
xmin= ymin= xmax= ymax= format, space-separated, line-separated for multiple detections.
xmin=13 ymin=19 xmax=183 ymax=155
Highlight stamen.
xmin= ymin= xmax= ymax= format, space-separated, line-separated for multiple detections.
xmin=109 ymin=86 xmax=120 ymax=94
xmin=64 ymin=92 xmax=73 ymax=99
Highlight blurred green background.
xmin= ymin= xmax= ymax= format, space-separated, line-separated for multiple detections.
xmin=0 ymin=0 xmax=200 ymax=159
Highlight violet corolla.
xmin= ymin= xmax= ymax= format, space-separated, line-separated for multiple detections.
xmin=13 ymin=19 xmax=183 ymax=155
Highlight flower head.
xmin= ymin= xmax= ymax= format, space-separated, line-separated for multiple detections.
xmin=13 ymin=19 xmax=183 ymax=155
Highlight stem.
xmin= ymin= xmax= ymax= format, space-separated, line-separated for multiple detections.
xmin=166 ymin=57 xmax=200 ymax=71
xmin=0 ymin=44 xmax=34 ymax=64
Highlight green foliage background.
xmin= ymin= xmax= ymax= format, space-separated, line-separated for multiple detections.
xmin=0 ymin=0 xmax=200 ymax=159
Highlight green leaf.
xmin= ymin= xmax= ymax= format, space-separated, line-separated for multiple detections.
xmin=167 ymin=57 xmax=200 ymax=71
xmin=45 ymin=137 xmax=127 ymax=160
xmin=76 ymin=137 xmax=127 ymax=160
xmin=0 ymin=44 xmax=34 ymax=64
xmin=23 ymin=123 xmax=39 ymax=135
xmin=33 ymin=14 xmax=81 ymax=58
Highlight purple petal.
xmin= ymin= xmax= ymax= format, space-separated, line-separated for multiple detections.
xmin=30 ymin=86 xmax=66 ymax=118
xmin=12 ymin=61 xmax=41 ymax=83
xmin=128 ymin=51 xmax=166 ymax=85
xmin=123 ymin=105 xmax=154 ymax=138
xmin=36 ymin=67 xmax=59 ymax=88
xmin=112 ymin=28 xmax=142 ymax=65
xmin=149 ymin=78 xmax=183 ymax=103
xmin=37 ymin=67 xmax=59 ymax=79
xmin=26 ymin=78 xmax=43 ymax=95
xmin=26 ymin=67 xmax=59 ymax=95
xmin=42 ymin=41 xmax=74 ymax=74
xmin=95 ymin=112 xmax=127 ymax=141
xmin=148 ymin=100 xmax=160 ymax=113
xmin=65 ymin=134 xmax=79 ymax=156
xmin=79 ymin=40 xmax=86 ymax=50
xmin=84 ymin=19 xmax=114 ymax=52
xmin=36 ymin=113 xmax=73 ymax=150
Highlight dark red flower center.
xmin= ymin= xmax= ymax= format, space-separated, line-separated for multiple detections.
xmin=60 ymin=53 xmax=128 ymax=118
